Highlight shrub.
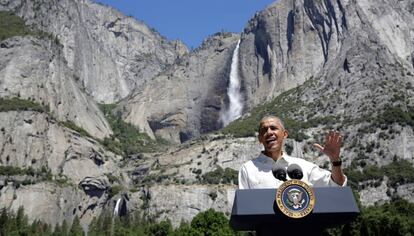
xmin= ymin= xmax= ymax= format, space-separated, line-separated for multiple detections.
xmin=345 ymin=159 xmax=414 ymax=189
xmin=328 ymin=198 xmax=414 ymax=236
xmin=202 ymin=167 xmax=238 ymax=185
xmin=376 ymin=105 xmax=414 ymax=128
xmin=59 ymin=120 xmax=91 ymax=138
xmin=0 ymin=11 xmax=55 ymax=42
xmin=0 ymin=166 xmax=24 ymax=176
xmin=108 ymin=185 xmax=122 ymax=199
xmin=98 ymin=104 xmax=170 ymax=156
xmin=0 ymin=11 xmax=32 ymax=41
xmin=190 ymin=209 xmax=234 ymax=236
xmin=0 ymin=98 xmax=47 ymax=113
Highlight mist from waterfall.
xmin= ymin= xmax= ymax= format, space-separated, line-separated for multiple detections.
xmin=220 ymin=40 xmax=243 ymax=127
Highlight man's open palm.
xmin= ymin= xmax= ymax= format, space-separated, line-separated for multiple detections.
xmin=314 ymin=130 xmax=342 ymax=161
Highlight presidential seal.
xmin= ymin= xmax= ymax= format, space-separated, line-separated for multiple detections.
xmin=275 ymin=179 xmax=315 ymax=218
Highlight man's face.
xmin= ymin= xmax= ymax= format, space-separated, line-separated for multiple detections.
xmin=258 ymin=118 xmax=288 ymax=153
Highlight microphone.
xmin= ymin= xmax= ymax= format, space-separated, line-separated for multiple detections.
xmin=272 ymin=165 xmax=287 ymax=182
xmin=287 ymin=164 xmax=303 ymax=180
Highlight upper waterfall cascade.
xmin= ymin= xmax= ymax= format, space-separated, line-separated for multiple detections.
xmin=220 ymin=40 xmax=243 ymax=126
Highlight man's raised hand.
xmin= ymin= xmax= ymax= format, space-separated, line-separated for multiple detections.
xmin=313 ymin=130 xmax=342 ymax=161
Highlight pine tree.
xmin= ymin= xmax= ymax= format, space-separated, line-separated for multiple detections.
xmin=70 ymin=216 xmax=83 ymax=236
xmin=172 ymin=221 xmax=199 ymax=236
xmin=101 ymin=210 xmax=113 ymax=236
xmin=61 ymin=219 xmax=69 ymax=236
xmin=53 ymin=223 xmax=62 ymax=236
xmin=145 ymin=219 xmax=173 ymax=236
xmin=0 ymin=207 xmax=9 ymax=235
xmin=87 ymin=216 xmax=99 ymax=236
xmin=16 ymin=206 xmax=26 ymax=229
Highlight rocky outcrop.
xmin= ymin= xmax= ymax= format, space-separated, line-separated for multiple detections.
xmin=239 ymin=0 xmax=345 ymax=106
xmin=356 ymin=0 xmax=414 ymax=61
xmin=0 ymin=183 xmax=85 ymax=228
xmin=359 ymin=180 xmax=414 ymax=206
xmin=0 ymin=179 xmax=111 ymax=228
xmin=140 ymin=136 xmax=261 ymax=182
xmin=0 ymin=110 xmax=125 ymax=226
xmin=396 ymin=183 xmax=414 ymax=203
xmin=119 ymin=33 xmax=240 ymax=143
xmin=0 ymin=110 xmax=120 ymax=175
xmin=359 ymin=180 xmax=391 ymax=206
xmin=0 ymin=36 xmax=112 ymax=139
xmin=0 ymin=112 xmax=120 ymax=169
xmin=146 ymin=185 xmax=235 ymax=227
xmin=79 ymin=177 xmax=109 ymax=196
xmin=238 ymin=0 xmax=414 ymax=109
xmin=0 ymin=0 xmax=187 ymax=103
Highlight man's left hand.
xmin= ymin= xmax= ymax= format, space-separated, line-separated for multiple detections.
xmin=313 ymin=130 xmax=342 ymax=161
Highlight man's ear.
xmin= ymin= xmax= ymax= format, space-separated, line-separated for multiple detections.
xmin=283 ymin=129 xmax=288 ymax=139
xmin=257 ymin=133 xmax=263 ymax=144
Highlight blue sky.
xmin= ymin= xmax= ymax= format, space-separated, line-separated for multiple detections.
xmin=95 ymin=0 xmax=276 ymax=49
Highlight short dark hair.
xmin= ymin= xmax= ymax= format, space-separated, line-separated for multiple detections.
xmin=258 ymin=115 xmax=285 ymax=131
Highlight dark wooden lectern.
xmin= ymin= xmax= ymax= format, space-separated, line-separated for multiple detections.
xmin=230 ymin=187 xmax=360 ymax=235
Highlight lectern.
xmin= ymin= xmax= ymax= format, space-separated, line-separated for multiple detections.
xmin=230 ymin=187 xmax=360 ymax=235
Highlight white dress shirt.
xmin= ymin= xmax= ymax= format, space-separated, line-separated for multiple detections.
xmin=238 ymin=152 xmax=347 ymax=189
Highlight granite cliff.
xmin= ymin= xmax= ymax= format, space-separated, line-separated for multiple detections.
xmin=0 ymin=0 xmax=413 ymax=230
xmin=0 ymin=0 xmax=187 ymax=103
xmin=119 ymin=33 xmax=240 ymax=143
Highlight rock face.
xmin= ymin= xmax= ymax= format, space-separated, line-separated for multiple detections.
xmin=0 ymin=110 xmax=124 ymax=226
xmin=1 ymin=111 xmax=89 ymax=172
xmin=359 ymin=180 xmax=391 ymax=206
xmin=0 ymin=178 xmax=112 ymax=228
xmin=396 ymin=183 xmax=414 ymax=203
xmin=0 ymin=0 xmax=187 ymax=103
xmin=119 ymin=33 xmax=240 ymax=143
xmin=0 ymin=36 xmax=112 ymax=139
xmin=146 ymin=185 xmax=235 ymax=227
xmin=0 ymin=0 xmax=414 ymax=230
xmin=238 ymin=0 xmax=414 ymax=109
xmin=0 ymin=183 xmax=84 ymax=228
xmin=143 ymin=136 xmax=262 ymax=183
xmin=238 ymin=0 xmax=344 ymax=106
xmin=0 ymin=110 xmax=123 ymax=179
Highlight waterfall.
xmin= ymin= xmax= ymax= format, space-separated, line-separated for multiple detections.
xmin=113 ymin=198 xmax=122 ymax=216
xmin=220 ymin=40 xmax=243 ymax=126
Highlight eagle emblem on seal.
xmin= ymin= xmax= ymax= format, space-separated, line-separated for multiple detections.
xmin=286 ymin=188 xmax=305 ymax=209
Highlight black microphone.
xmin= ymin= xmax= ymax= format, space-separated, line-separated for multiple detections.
xmin=287 ymin=164 xmax=303 ymax=180
xmin=272 ymin=165 xmax=287 ymax=182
